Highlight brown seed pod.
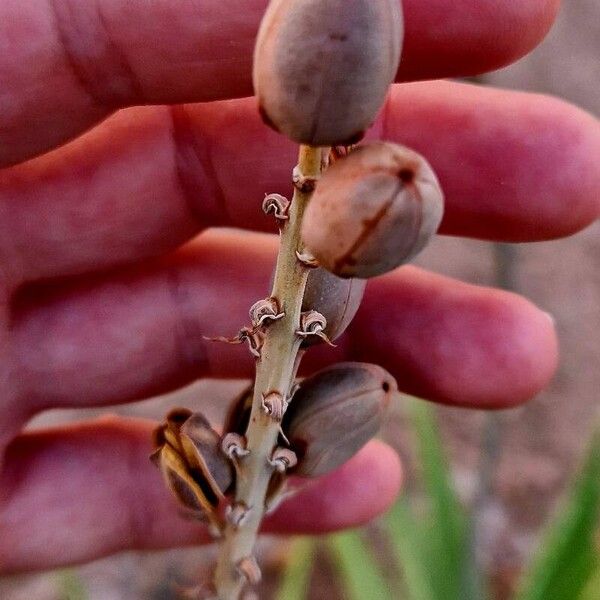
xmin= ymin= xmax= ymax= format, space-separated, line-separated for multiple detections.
xmin=301 ymin=267 xmax=366 ymax=346
xmin=223 ymin=385 xmax=254 ymax=438
xmin=253 ymin=0 xmax=403 ymax=145
xmin=283 ymin=362 xmax=396 ymax=477
xmin=302 ymin=142 xmax=444 ymax=278
xmin=151 ymin=409 xmax=234 ymax=528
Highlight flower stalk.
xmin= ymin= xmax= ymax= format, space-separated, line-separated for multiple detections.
xmin=213 ymin=144 xmax=324 ymax=599
xmin=148 ymin=4 xmax=444 ymax=598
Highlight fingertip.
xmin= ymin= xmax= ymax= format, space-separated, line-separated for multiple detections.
xmin=478 ymin=0 xmax=560 ymax=73
xmin=488 ymin=292 xmax=559 ymax=408
xmin=447 ymin=287 xmax=559 ymax=408
xmin=539 ymin=96 xmax=600 ymax=236
xmin=401 ymin=0 xmax=561 ymax=79
xmin=386 ymin=82 xmax=600 ymax=241
xmin=353 ymin=269 xmax=560 ymax=409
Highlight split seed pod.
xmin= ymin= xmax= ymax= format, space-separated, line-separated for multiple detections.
xmin=151 ymin=409 xmax=234 ymax=528
xmin=302 ymin=142 xmax=444 ymax=278
xmin=253 ymin=0 xmax=403 ymax=145
xmin=283 ymin=362 xmax=396 ymax=477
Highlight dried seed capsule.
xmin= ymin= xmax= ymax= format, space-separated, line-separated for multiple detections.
xmin=301 ymin=267 xmax=366 ymax=346
xmin=302 ymin=142 xmax=444 ymax=278
xmin=223 ymin=385 xmax=254 ymax=438
xmin=267 ymin=265 xmax=365 ymax=346
xmin=151 ymin=409 xmax=234 ymax=528
xmin=253 ymin=0 xmax=403 ymax=145
xmin=283 ymin=362 xmax=396 ymax=477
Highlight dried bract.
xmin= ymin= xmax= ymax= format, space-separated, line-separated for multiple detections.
xmin=283 ymin=362 xmax=396 ymax=477
xmin=226 ymin=502 xmax=251 ymax=530
xmin=221 ymin=432 xmax=250 ymax=460
xmin=237 ymin=556 xmax=262 ymax=585
xmin=261 ymin=390 xmax=287 ymax=422
xmin=249 ymin=297 xmax=285 ymax=328
xmin=269 ymin=447 xmax=298 ymax=473
xmin=262 ymin=193 xmax=290 ymax=220
xmin=296 ymin=310 xmax=334 ymax=345
xmin=253 ymin=0 xmax=403 ymax=145
xmin=302 ymin=142 xmax=444 ymax=278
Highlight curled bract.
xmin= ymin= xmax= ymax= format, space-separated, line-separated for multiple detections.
xmin=262 ymin=193 xmax=290 ymax=220
xmin=253 ymin=0 xmax=403 ymax=145
xmin=296 ymin=310 xmax=332 ymax=345
xmin=302 ymin=142 xmax=444 ymax=278
xmin=249 ymin=297 xmax=284 ymax=328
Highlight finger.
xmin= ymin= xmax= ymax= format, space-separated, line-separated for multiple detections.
xmin=2 ymin=82 xmax=599 ymax=287
xmin=10 ymin=231 xmax=557 ymax=413
xmin=353 ymin=267 xmax=558 ymax=409
xmin=0 ymin=418 xmax=401 ymax=573
xmin=1 ymin=0 xmax=558 ymax=166
xmin=266 ymin=439 xmax=402 ymax=535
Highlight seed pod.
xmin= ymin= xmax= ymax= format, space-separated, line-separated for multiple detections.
xmin=223 ymin=384 xmax=253 ymax=438
xmin=283 ymin=362 xmax=396 ymax=477
xmin=151 ymin=409 xmax=234 ymax=528
xmin=253 ymin=0 xmax=403 ymax=145
xmin=268 ymin=265 xmax=365 ymax=346
xmin=301 ymin=268 xmax=366 ymax=346
xmin=302 ymin=142 xmax=444 ymax=278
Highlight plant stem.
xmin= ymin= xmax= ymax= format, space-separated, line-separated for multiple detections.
xmin=214 ymin=145 xmax=323 ymax=600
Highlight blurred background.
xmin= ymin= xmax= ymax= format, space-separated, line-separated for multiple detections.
xmin=2 ymin=1 xmax=599 ymax=599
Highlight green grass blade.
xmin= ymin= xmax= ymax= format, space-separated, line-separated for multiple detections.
xmin=327 ymin=529 xmax=394 ymax=600
xmin=57 ymin=569 xmax=88 ymax=600
xmin=578 ymin=561 xmax=600 ymax=600
xmin=386 ymin=496 xmax=437 ymax=600
xmin=407 ymin=398 xmax=472 ymax=599
xmin=275 ymin=537 xmax=315 ymax=600
xmin=515 ymin=427 xmax=600 ymax=600
xmin=409 ymin=399 xmax=466 ymax=560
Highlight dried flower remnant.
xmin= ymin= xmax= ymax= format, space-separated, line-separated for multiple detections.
xmin=262 ymin=193 xmax=290 ymax=221
xmin=253 ymin=0 xmax=403 ymax=145
xmin=295 ymin=310 xmax=334 ymax=345
xmin=221 ymin=433 xmax=250 ymax=460
xmin=261 ymin=390 xmax=288 ymax=422
xmin=268 ymin=447 xmax=299 ymax=473
xmin=266 ymin=265 xmax=366 ymax=346
xmin=249 ymin=297 xmax=285 ymax=328
xmin=302 ymin=142 xmax=444 ymax=278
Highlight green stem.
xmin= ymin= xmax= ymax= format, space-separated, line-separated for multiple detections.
xmin=214 ymin=145 xmax=323 ymax=600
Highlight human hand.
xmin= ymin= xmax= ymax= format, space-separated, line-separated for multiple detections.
xmin=1 ymin=0 xmax=599 ymax=574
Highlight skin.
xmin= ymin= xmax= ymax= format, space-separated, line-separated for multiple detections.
xmin=0 ymin=0 xmax=598 ymax=575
